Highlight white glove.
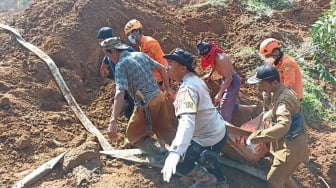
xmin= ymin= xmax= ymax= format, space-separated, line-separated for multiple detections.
xmin=262 ymin=110 xmax=272 ymax=121
xmin=246 ymin=138 xmax=256 ymax=153
xmin=262 ymin=91 xmax=269 ymax=100
xmin=161 ymin=152 xmax=180 ymax=183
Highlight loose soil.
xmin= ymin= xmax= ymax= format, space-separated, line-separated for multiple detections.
xmin=0 ymin=0 xmax=335 ymax=188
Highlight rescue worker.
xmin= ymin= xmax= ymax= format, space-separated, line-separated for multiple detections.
xmin=124 ymin=19 xmax=168 ymax=87
xmin=196 ymin=41 xmax=241 ymax=123
xmin=100 ymin=37 xmax=176 ymax=162
xmin=247 ymin=64 xmax=309 ymax=188
xmin=259 ymin=38 xmax=304 ymax=100
xmin=96 ymin=26 xmax=134 ymax=119
xmin=161 ymin=48 xmax=228 ymax=188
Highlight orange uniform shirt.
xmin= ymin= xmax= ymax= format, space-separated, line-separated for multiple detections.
xmin=275 ymin=54 xmax=304 ymax=100
xmin=140 ymin=35 xmax=168 ymax=82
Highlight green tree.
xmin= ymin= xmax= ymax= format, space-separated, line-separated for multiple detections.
xmin=310 ymin=0 xmax=336 ymax=84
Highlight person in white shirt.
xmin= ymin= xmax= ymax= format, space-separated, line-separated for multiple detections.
xmin=161 ymin=48 xmax=228 ymax=188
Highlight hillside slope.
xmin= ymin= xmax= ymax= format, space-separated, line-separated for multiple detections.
xmin=0 ymin=0 xmax=334 ymax=187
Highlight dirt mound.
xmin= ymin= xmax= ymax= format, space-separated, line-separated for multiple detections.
xmin=0 ymin=0 xmax=335 ymax=187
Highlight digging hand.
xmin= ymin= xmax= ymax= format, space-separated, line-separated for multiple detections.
xmin=107 ymin=120 xmax=118 ymax=141
xmin=165 ymin=87 xmax=176 ymax=99
xmin=214 ymin=93 xmax=222 ymax=104
xmin=161 ymin=152 xmax=180 ymax=183
xmin=202 ymin=73 xmax=211 ymax=82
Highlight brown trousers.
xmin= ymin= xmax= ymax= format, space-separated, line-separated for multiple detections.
xmin=126 ymin=92 xmax=177 ymax=147
xmin=267 ymin=157 xmax=301 ymax=188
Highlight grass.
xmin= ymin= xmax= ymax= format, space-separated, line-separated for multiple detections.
xmin=242 ymin=0 xmax=294 ymax=15
xmin=302 ymin=78 xmax=336 ymax=123
xmin=235 ymin=47 xmax=256 ymax=56
xmin=182 ymin=0 xmax=229 ymax=10
xmin=284 ymin=43 xmax=336 ymax=125
xmin=180 ymin=0 xmax=293 ymax=15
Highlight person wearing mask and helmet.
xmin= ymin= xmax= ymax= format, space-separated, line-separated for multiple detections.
xmin=124 ymin=19 xmax=168 ymax=88
xmin=259 ymin=38 xmax=304 ymax=101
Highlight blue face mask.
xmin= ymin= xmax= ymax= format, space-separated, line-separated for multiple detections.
xmin=128 ymin=35 xmax=136 ymax=44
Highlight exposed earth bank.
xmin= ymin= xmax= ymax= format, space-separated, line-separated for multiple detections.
xmin=0 ymin=0 xmax=335 ymax=187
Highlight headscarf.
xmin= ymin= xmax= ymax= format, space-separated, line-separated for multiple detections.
xmin=200 ymin=41 xmax=223 ymax=70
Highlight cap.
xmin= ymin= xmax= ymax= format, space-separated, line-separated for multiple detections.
xmin=196 ymin=41 xmax=212 ymax=56
xmin=100 ymin=37 xmax=129 ymax=50
xmin=163 ymin=48 xmax=195 ymax=72
xmin=247 ymin=64 xmax=279 ymax=84
xmin=97 ymin=27 xmax=114 ymax=39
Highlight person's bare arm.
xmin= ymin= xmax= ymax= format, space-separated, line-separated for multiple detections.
xmin=215 ymin=55 xmax=234 ymax=103
xmin=155 ymin=64 xmax=175 ymax=96
xmin=202 ymin=67 xmax=215 ymax=81
xmin=107 ymin=89 xmax=125 ymax=141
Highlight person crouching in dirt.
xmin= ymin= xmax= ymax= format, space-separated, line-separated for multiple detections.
xmin=259 ymin=38 xmax=304 ymax=101
xmin=161 ymin=48 xmax=228 ymax=188
xmin=124 ymin=19 xmax=168 ymax=89
xmin=100 ymin=37 xmax=176 ymax=162
xmin=247 ymin=64 xmax=308 ymax=188
xmin=196 ymin=41 xmax=241 ymax=123
xmin=96 ymin=27 xmax=135 ymax=119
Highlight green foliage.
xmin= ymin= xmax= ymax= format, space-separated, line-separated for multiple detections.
xmin=302 ymin=79 xmax=336 ymax=123
xmin=242 ymin=0 xmax=293 ymax=15
xmin=311 ymin=0 xmax=336 ymax=61
xmin=310 ymin=0 xmax=336 ymax=84
xmin=16 ymin=0 xmax=30 ymax=6
xmin=283 ymin=47 xmax=336 ymax=125
xmin=182 ymin=0 xmax=228 ymax=9
xmin=316 ymin=63 xmax=336 ymax=84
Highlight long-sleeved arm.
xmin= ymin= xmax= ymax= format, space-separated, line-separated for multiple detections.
xmin=169 ymin=114 xmax=196 ymax=157
xmin=248 ymin=103 xmax=291 ymax=144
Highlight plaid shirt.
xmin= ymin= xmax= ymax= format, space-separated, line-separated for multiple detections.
xmin=115 ymin=51 xmax=159 ymax=106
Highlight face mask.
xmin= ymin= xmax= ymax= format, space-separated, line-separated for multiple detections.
xmin=265 ymin=57 xmax=275 ymax=65
xmin=128 ymin=35 xmax=136 ymax=44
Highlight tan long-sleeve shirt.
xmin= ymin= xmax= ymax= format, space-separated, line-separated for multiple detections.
xmin=248 ymin=84 xmax=308 ymax=162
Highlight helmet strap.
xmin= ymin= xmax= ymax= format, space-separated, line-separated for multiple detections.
xmin=273 ymin=50 xmax=283 ymax=66
xmin=136 ymin=29 xmax=142 ymax=35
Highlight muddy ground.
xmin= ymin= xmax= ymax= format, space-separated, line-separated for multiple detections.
xmin=0 ymin=0 xmax=335 ymax=187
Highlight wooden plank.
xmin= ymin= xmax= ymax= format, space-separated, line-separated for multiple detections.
xmin=100 ymin=149 xmax=267 ymax=181
xmin=12 ymin=152 xmax=67 ymax=188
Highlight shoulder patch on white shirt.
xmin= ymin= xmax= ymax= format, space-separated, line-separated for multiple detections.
xmin=175 ymin=87 xmax=197 ymax=114
xmin=276 ymin=104 xmax=286 ymax=114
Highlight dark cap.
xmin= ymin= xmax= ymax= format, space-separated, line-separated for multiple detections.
xmin=247 ymin=64 xmax=280 ymax=84
xmin=163 ymin=48 xmax=195 ymax=72
xmin=196 ymin=41 xmax=212 ymax=56
xmin=97 ymin=27 xmax=114 ymax=39
xmin=100 ymin=37 xmax=129 ymax=50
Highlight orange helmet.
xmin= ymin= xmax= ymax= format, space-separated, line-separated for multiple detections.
xmin=124 ymin=19 xmax=143 ymax=35
xmin=259 ymin=38 xmax=281 ymax=56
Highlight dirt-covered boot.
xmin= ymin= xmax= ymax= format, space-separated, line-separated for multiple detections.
xmin=188 ymin=165 xmax=218 ymax=188
xmin=138 ymin=138 xmax=167 ymax=164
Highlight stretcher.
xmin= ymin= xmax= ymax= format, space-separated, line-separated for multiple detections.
xmin=221 ymin=105 xmax=269 ymax=164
